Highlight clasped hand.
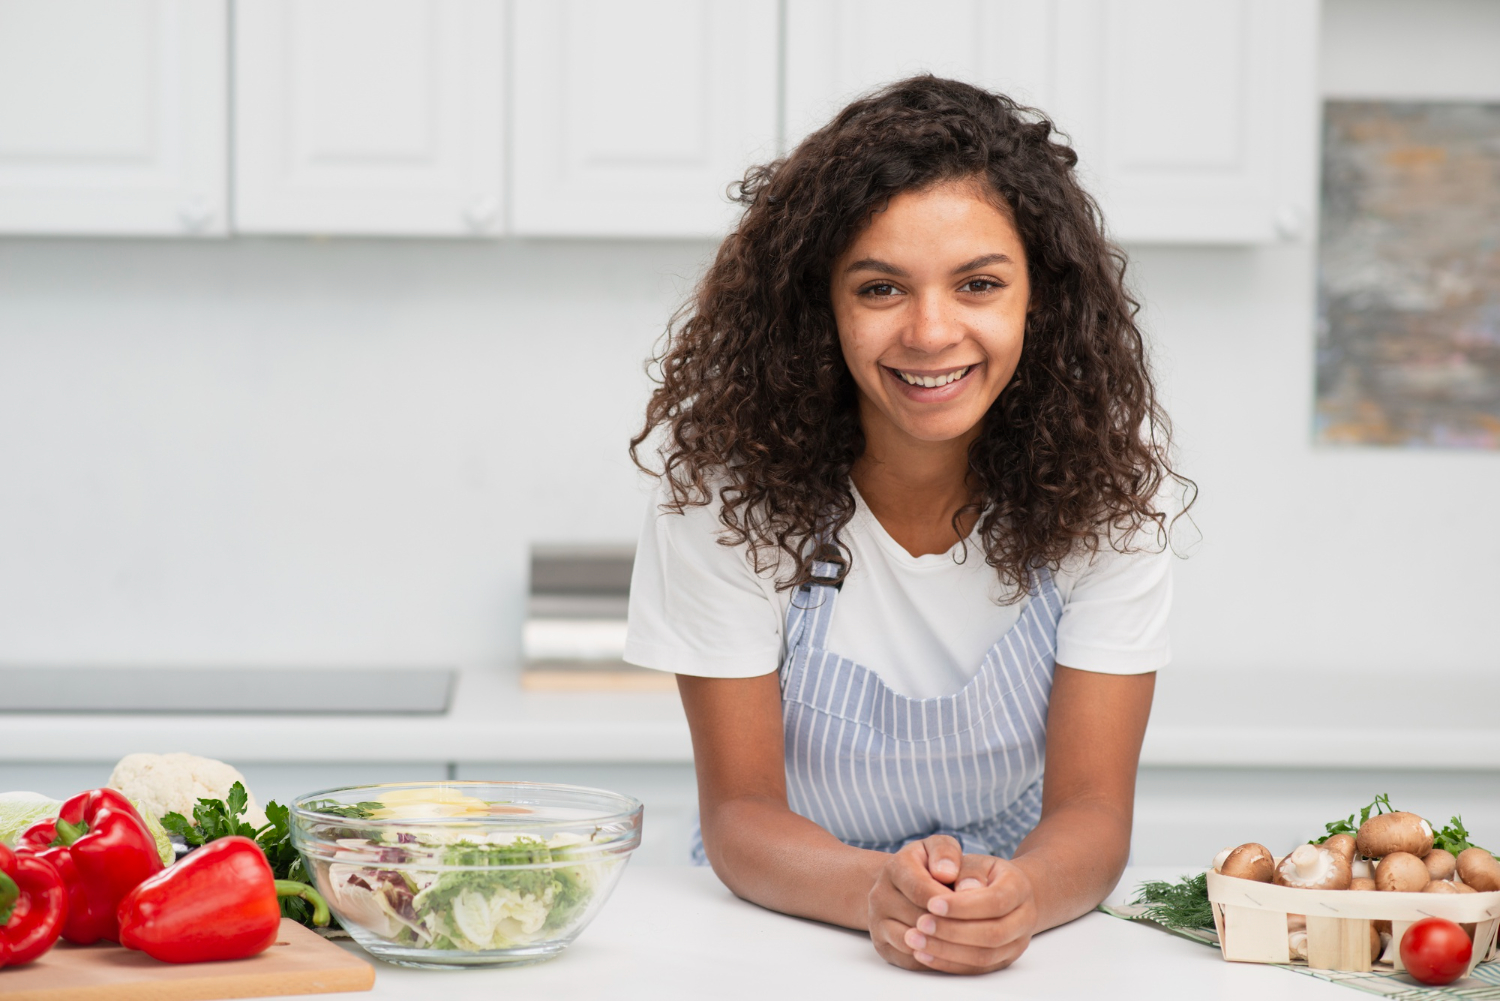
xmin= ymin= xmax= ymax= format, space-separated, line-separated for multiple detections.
xmin=867 ymin=835 xmax=1037 ymax=975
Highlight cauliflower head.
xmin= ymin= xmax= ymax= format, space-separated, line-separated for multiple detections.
xmin=108 ymin=752 xmax=268 ymax=829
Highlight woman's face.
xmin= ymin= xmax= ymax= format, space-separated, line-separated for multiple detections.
xmin=830 ymin=179 xmax=1030 ymax=448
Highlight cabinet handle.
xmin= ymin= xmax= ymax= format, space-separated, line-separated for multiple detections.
xmin=463 ymin=194 xmax=500 ymax=232
xmin=177 ymin=196 xmax=214 ymax=233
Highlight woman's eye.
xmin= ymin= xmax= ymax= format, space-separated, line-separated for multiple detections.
xmin=962 ymin=278 xmax=1003 ymax=293
xmin=859 ymin=282 xmax=901 ymax=298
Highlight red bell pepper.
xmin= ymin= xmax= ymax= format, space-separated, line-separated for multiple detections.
xmin=117 ymin=836 xmax=328 ymax=964
xmin=0 ymin=843 xmax=68 ymax=968
xmin=17 ymin=787 xmax=164 ymax=944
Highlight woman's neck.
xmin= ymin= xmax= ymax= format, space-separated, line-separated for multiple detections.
xmin=851 ymin=403 xmax=981 ymax=558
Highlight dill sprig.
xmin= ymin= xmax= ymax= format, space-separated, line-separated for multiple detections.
xmin=1130 ymin=872 xmax=1215 ymax=930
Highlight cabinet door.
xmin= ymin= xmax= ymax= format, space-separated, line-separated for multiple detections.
xmin=783 ymin=0 xmax=1316 ymax=245
xmin=511 ymin=0 xmax=779 ymax=238
xmin=1052 ymin=0 xmax=1318 ymax=244
xmin=0 ymin=0 xmax=227 ymax=236
xmin=233 ymin=0 xmax=505 ymax=236
xmin=784 ymin=0 xmax=1055 ymax=148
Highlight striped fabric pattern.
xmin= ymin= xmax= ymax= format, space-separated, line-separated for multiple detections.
xmin=689 ymin=562 xmax=1062 ymax=864
xmin=779 ymin=563 xmax=1061 ymax=858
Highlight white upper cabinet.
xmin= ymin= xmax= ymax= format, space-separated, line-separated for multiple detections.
xmin=233 ymin=0 xmax=505 ymax=236
xmin=511 ymin=0 xmax=779 ymax=238
xmin=1053 ymin=0 xmax=1318 ymax=244
xmin=0 ymin=0 xmax=227 ymax=236
xmin=784 ymin=0 xmax=1317 ymax=245
xmin=785 ymin=1 xmax=1056 ymax=146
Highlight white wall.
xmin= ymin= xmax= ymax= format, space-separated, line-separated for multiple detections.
xmin=0 ymin=238 xmax=712 ymax=665
xmin=0 ymin=0 xmax=1495 ymax=685
xmin=1150 ymin=0 xmax=1500 ymax=686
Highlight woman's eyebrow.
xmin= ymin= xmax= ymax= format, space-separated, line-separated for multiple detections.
xmin=952 ymin=253 xmax=1012 ymax=273
xmin=843 ymin=258 xmax=909 ymax=277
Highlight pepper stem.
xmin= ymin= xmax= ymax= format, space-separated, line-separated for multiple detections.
xmin=274 ymin=880 xmax=331 ymax=927
xmin=0 ymin=871 xmax=18 ymax=925
xmin=54 ymin=819 xmax=87 ymax=846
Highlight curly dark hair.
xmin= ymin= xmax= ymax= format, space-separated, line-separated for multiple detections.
xmin=631 ymin=75 xmax=1191 ymax=599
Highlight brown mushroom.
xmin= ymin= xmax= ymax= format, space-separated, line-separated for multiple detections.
xmin=1275 ymin=843 xmax=1353 ymax=890
xmin=1356 ymin=812 xmax=1434 ymax=859
xmin=1423 ymin=849 xmax=1457 ymax=882
xmin=1374 ymin=851 xmax=1429 ymax=892
xmin=1454 ymin=881 xmax=1478 ymax=894
xmin=1322 ymin=833 xmax=1356 ymax=861
xmin=1457 ymin=848 xmax=1500 ymax=892
xmin=1369 ymin=923 xmax=1383 ymax=963
xmin=1349 ymin=876 xmax=1376 ymax=891
xmin=1424 ymin=879 xmax=1465 ymax=894
xmin=1218 ymin=843 xmax=1275 ymax=882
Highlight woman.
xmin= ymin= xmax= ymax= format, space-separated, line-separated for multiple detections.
xmin=625 ymin=76 xmax=1190 ymax=975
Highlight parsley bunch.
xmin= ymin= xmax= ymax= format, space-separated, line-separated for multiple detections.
xmin=1316 ymin=793 xmax=1392 ymax=843
xmin=160 ymin=782 xmax=377 ymax=929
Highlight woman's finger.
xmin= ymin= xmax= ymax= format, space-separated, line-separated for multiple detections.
xmin=953 ymin=853 xmax=1000 ymax=892
xmin=928 ymin=861 xmax=1029 ymax=919
xmin=874 ymin=916 xmax=917 ymax=954
xmin=910 ymin=928 xmax=1030 ymax=973
xmin=887 ymin=844 xmax=953 ymax=911
xmin=916 ymin=906 xmax=1033 ymax=949
xmin=911 ymin=947 xmax=1022 ymax=976
xmin=919 ymin=835 xmax=964 ymax=885
xmin=868 ymin=876 xmax=927 ymax=929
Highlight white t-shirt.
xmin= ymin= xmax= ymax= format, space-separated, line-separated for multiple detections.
xmin=624 ymin=479 xmax=1173 ymax=700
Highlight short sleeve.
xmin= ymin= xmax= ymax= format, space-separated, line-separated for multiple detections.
xmin=1053 ymin=534 xmax=1173 ymax=675
xmin=623 ymin=483 xmax=785 ymax=678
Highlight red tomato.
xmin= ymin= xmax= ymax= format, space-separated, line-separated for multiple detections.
xmin=1400 ymin=917 xmax=1472 ymax=986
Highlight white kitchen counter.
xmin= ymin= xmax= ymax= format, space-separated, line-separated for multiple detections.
xmin=261 ymin=866 xmax=1362 ymax=1001
xmin=2 ymin=664 xmax=1497 ymax=769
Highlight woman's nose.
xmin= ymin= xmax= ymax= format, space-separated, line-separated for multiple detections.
xmin=902 ymin=292 xmax=964 ymax=353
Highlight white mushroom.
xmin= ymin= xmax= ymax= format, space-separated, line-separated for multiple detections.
xmin=1274 ymin=843 xmax=1353 ymax=890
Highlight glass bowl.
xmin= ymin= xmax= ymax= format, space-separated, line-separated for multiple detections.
xmin=290 ymin=781 xmax=642 ymax=969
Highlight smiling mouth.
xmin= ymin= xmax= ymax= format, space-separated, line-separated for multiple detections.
xmin=887 ymin=364 xmax=975 ymax=388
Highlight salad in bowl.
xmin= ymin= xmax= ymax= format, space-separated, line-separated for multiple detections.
xmin=290 ymin=781 xmax=642 ymax=968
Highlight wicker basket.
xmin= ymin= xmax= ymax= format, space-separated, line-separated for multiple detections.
xmin=1206 ymin=870 xmax=1500 ymax=974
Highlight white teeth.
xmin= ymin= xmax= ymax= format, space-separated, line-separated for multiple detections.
xmin=897 ymin=365 xmax=971 ymax=387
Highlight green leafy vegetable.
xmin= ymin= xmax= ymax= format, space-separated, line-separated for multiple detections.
xmin=160 ymin=782 xmax=261 ymax=846
xmin=1432 ymin=815 xmax=1498 ymax=860
xmin=300 ymin=800 xmax=381 ymax=820
xmin=0 ymin=792 xmax=61 ymax=847
xmin=1314 ymin=793 xmax=1392 ymax=844
xmin=1130 ymin=872 xmax=1215 ymax=930
xmin=161 ymin=782 xmax=335 ymax=929
xmin=397 ymin=837 xmax=596 ymax=951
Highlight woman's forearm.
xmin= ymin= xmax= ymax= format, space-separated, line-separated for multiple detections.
xmin=1007 ymin=800 xmax=1133 ymax=933
xmin=702 ymin=795 xmax=889 ymax=930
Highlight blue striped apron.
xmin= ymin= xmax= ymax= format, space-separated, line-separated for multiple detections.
xmin=690 ymin=558 xmax=1062 ymax=862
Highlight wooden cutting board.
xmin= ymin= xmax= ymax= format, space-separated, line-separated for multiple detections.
xmin=0 ymin=919 xmax=375 ymax=1000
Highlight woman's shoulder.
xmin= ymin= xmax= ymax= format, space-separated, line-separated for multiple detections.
xmin=638 ymin=473 xmax=791 ymax=586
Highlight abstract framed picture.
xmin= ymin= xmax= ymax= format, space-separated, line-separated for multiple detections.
xmin=1316 ymin=101 xmax=1500 ymax=449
